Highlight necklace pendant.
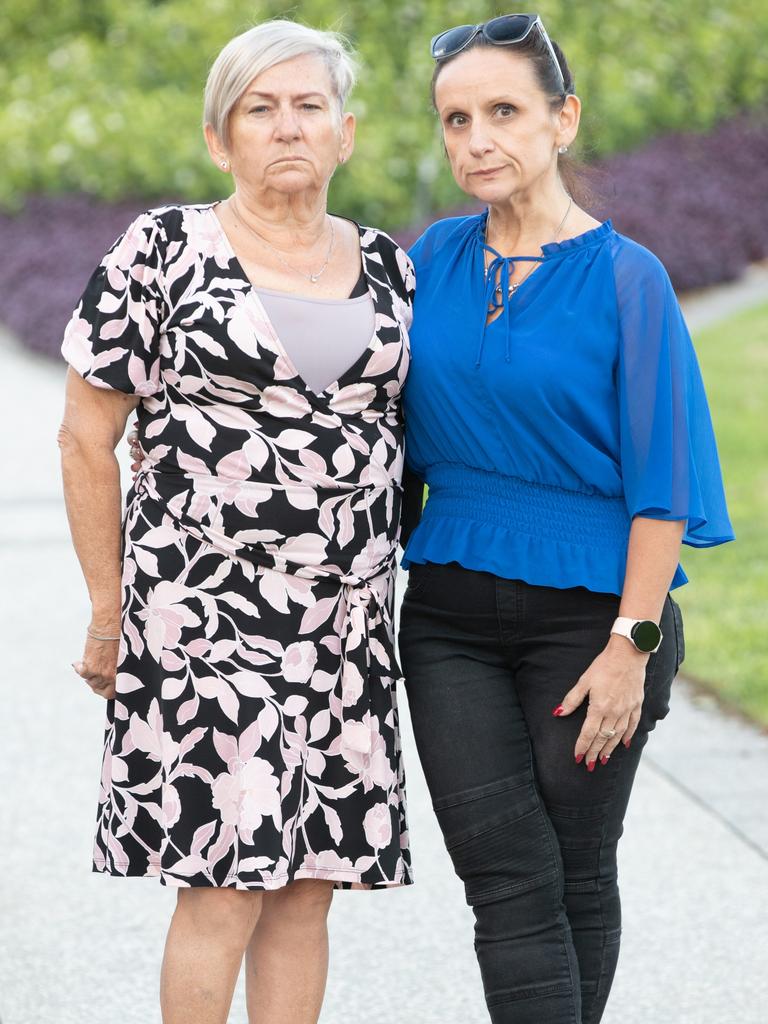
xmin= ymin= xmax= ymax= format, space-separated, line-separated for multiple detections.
xmin=310 ymin=273 xmax=319 ymax=283
xmin=495 ymin=281 xmax=520 ymax=297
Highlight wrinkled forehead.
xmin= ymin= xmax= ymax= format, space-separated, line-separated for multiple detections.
xmin=241 ymin=52 xmax=336 ymax=102
xmin=434 ymin=46 xmax=541 ymax=109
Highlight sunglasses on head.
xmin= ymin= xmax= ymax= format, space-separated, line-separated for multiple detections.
xmin=430 ymin=13 xmax=566 ymax=95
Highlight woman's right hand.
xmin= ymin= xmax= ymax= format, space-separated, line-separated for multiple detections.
xmin=72 ymin=630 xmax=120 ymax=700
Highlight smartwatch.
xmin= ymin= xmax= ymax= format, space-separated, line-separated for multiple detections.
xmin=610 ymin=617 xmax=662 ymax=654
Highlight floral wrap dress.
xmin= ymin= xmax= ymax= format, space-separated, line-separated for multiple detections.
xmin=62 ymin=203 xmax=415 ymax=890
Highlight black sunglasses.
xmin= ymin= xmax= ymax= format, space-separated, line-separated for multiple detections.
xmin=430 ymin=13 xmax=565 ymax=95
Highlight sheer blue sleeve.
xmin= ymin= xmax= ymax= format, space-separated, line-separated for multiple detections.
xmin=613 ymin=239 xmax=734 ymax=547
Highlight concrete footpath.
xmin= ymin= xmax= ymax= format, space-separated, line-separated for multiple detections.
xmin=1 ymin=270 xmax=767 ymax=1024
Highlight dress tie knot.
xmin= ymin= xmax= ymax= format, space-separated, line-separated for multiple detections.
xmin=339 ymin=581 xmax=379 ymax=754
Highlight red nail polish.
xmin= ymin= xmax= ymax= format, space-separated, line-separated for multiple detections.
xmin=587 ymin=760 xmax=596 ymax=772
xmin=575 ymin=753 xmax=584 ymax=764
xmin=623 ymin=738 xmax=631 ymax=749
xmin=600 ymin=755 xmax=609 ymax=765
xmin=552 ymin=705 xmax=564 ymax=717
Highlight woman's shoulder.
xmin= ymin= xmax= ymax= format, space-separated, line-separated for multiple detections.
xmin=607 ymin=232 xmax=687 ymax=337
xmin=357 ymin=222 xmax=409 ymax=260
xmin=135 ymin=202 xmax=218 ymax=237
xmin=407 ymin=213 xmax=483 ymax=268
xmin=607 ymin=228 xmax=671 ymax=287
xmin=357 ymin=222 xmax=415 ymax=295
xmin=109 ymin=203 xmax=216 ymax=250
xmin=96 ymin=203 xmax=226 ymax=288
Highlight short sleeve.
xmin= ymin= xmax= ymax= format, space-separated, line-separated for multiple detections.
xmin=61 ymin=211 xmax=167 ymax=396
xmin=614 ymin=241 xmax=734 ymax=547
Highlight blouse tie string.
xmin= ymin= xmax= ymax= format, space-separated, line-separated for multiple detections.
xmin=477 ymin=247 xmax=545 ymax=368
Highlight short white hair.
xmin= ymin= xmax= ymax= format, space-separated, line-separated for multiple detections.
xmin=203 ymin=19 xmax=358 ymax=145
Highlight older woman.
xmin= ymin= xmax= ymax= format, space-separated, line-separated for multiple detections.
xmin=398 ymin=13 xmax=733 ymax=1024
xmin=59 ymin=20 xmax=413 ymax=1024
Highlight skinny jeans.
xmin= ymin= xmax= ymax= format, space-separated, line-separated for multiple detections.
xmin=398 ymin=562 xmax=684 ymax=1024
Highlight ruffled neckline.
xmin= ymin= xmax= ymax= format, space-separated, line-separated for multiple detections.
xmin=475 ymin=209 xmax=614 ymax=259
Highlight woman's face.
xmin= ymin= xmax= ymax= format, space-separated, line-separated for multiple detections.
xmin=434 ymin=46 xmax=576 ymax=204
xmin=212 ymin=53 xmax=355 ymax=200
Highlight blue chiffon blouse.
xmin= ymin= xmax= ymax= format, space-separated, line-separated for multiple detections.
xmin=401 ymin=212 xmax=734 ymax=594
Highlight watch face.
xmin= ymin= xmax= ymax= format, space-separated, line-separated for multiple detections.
xmin=631 ymin=620 xmax=662 ymax=653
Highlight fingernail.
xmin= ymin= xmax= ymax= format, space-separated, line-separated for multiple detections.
xmin=600 ymin=755 xmax=609 ymax=765
xmin=587 ymin=760 xmax=596 ymax=772
xmin=623 ymin=738 xmax=631 ymax=749
xmin=552 ymin=705 xmax=564 ymax=717
xmin=575 ymin=753 xmax=584 ymax=764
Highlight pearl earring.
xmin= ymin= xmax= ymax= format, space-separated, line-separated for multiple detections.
xmin=558 ymin=145 xmax=569 ymax=155
xmin=220 ymin=160 xmax=229 ymax=170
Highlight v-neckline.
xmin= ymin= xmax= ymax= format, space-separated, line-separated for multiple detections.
xmin=207 ymin=203 xmax=379 ymax=402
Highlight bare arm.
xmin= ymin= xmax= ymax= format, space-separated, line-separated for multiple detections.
xmin=618 ymin=516 xmax=685 ymax=622
xmin=556 ymin=516 xmax=685 ymax=766
xmin=59 ymin=367 xmax=139 ymax=698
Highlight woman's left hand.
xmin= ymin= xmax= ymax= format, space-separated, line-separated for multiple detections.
xmin=554 ymin=636 xmax=649 ymax=769
xmin=127 ymin=420 xmax=142 ymax=478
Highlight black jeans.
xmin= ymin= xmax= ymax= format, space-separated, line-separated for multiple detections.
xmin=398 ymin=563 xmax=684 ymax=1024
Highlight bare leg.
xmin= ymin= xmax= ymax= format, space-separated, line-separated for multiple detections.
xmin=245 ymin=879 xmax=334 ymax=1024
xmin=161 ymin=887 xmax=263 ymax=1024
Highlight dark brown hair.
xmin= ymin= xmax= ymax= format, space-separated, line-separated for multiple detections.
xmin=431 ymin=28 xmax=594 ymax=209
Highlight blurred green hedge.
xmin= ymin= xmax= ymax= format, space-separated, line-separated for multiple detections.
xmin=2 ymin=0 xmax=766 ymax=227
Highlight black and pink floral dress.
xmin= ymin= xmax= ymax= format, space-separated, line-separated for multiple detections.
xmin=62 ymin=203 xmax=415 ymax=890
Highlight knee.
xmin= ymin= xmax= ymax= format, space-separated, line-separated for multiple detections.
xmin=175 ymin=887 xmax=262 ymax=946
xmin=548 ymin=811 xmax=622 ymax=892
xmin=261 ymin=879 xmax=334 ymax=931
xmin=434 ymin=775 xmax=561 ymax=906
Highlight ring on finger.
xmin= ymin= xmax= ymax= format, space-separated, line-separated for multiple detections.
xmin=598 ymin=728 xmax=617 ymax=739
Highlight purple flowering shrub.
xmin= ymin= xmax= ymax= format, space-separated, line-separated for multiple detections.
xmin=590 ymin=115 xmax=768 ymax=291
xmin=1 ymin=115 xmax=767 ymax=360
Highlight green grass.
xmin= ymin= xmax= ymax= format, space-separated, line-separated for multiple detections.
xmin=675 ymin=301 xmax=768 ymax=725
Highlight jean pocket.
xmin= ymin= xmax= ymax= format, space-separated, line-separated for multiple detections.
xmin=670 ymin=595 xmax=685 ymax=672
xmin=642 ymin=595 xmax=678 ymax=714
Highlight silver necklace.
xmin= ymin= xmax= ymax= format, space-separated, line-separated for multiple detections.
xmin=229 ymin=197 xmax=335 ymax=284
xmin=485 ymin=196 xmax=573 ymax=297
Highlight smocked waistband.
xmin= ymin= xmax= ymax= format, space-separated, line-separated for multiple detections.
xmin=422 ymin=464 xmax=630 ymax=546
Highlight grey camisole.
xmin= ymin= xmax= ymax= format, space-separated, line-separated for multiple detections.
xmin=256 ymin=270 xmax=375 ymax=395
